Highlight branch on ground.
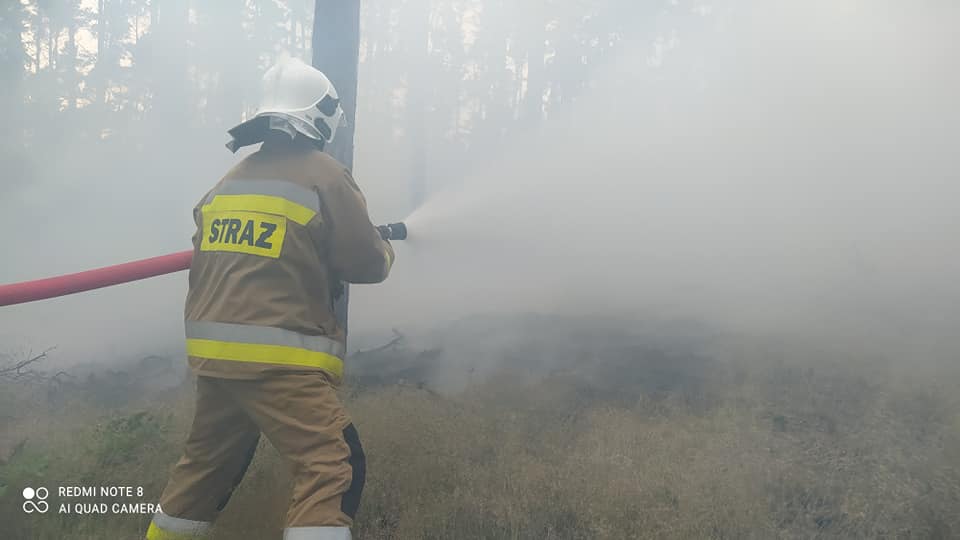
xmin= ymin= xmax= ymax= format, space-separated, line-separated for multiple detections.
xmin=0 ymin=347 xmax=58 ymax=384
xmin=352 ymin=329 xmax=405 ymax=357
xmin=395 ymin=380 xmax=441 ymax=398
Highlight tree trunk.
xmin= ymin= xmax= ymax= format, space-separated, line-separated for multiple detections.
xmin=313 ymin=0 xmax=362 ymax=337
xmin=97 ymin=0 xmax=107 ymax=105
xmin=313 ymin=1 xmax=361 ymax=170
xmin=97 ymin=0 xmax=105 ymax=57
xmin=403 ymin=0 xmax=431 ymax=212
xmin=48 ymin=25 xmax=55 ymax=70
xmin=33 ymin=11 xmax=41 ymax=72
xmin=67 ymin=20 xmax=77 ymax=109
xmin=523 ymin=32 xmax=546 ymax=126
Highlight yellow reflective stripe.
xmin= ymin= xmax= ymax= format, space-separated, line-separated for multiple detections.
xmin=147 ymin=522 xmax=206 ymax=540
xmin=186 ymin=339 xmax=344 ymax=378
xmin=211 ymin=180 xmax=320 ymax=212
xmin=202 ymin=194 xmax=316 ymax=225
xmin=185 ymin=321 xmax=345 ymax=356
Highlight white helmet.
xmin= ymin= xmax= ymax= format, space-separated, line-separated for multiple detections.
xmin=226 ymin=57 xmax=346 ymax=152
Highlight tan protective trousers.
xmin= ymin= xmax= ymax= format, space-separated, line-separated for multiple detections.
xmin=146 ymin=373 xmax=364 ymax=540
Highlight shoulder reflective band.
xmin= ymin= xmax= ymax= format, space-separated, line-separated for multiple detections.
xmin=185 ymin=321 xmax=345 ymax=377
xmin=203 ymin=179 xmax=320 ymax=225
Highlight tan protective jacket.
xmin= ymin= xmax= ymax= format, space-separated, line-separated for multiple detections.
xmin=184 ymin=141 xmax=394 ymax=384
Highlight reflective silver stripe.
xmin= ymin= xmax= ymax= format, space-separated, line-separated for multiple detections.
xmin=151 ymin=510 xmax=212 ymax=535
xmin=185 ymin=321 xmax=345 ymax=357
xmin=283 ymin=527 xmax=351 ymax=540
xmin=212 ymin=179 xmax=320 ymax=212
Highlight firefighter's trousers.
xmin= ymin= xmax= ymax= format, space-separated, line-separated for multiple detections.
xmin=146 ymin=373 xmax=365 ymax=540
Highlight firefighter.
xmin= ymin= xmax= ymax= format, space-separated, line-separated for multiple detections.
xmin=147 ymin=57 xmax=394 ymax=540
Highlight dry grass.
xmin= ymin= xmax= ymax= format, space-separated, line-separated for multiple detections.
xmin=2 ymin=319 xmax=959 ymax=539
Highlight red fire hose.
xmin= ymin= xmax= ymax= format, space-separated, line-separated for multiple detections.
xmin=0 ymin=250 xmax=193 ymax=307
xmin=0 ymin=221 xmax=405 ymax=308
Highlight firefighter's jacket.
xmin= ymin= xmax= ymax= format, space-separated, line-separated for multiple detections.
xmin=184 ymin=142 xmax=394 ymax=384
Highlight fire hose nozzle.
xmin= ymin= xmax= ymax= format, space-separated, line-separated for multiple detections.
xmin=377 ymin=222 xmax=407 ymax=241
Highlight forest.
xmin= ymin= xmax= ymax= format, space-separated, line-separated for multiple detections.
xmin=2 ymin=1 xmax=959 ymax=539
xmin=2 ymin=0 xmax=695 ymax=210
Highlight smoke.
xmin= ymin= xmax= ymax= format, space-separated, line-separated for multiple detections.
xmin=1 ymin=0 xmax=958 ymax=371
xmin=351 ymin=0 xmax=960 ymax=365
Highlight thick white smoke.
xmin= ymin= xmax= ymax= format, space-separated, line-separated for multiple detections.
xmin=351 ymin=0 xmax=960 ymax=366
xmin=1 ymin=0 xmax=957 ymax=371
